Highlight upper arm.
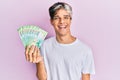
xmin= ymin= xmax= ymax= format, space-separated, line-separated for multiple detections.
xmin=82 ymin=74 xmax=90 ymax=80
xmin=81 ymin=48 xmax=95 ymax=75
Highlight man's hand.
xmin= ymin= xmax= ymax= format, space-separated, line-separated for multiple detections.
xmin=25 ymin=45 xmax=43 ymax=63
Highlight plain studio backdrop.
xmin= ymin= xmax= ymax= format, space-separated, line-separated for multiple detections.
xmin=0 ymin=0 xmax=120 ymax=80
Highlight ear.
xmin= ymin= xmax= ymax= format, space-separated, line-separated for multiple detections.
xmin=50 ymin=19 xmax=53 ymax=25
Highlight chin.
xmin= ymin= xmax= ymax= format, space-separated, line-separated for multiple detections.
xmin=57 ymin=32 xmax=68 ymax=36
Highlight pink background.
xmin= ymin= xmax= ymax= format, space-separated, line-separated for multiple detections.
xmin=0 ymin=0 xmax=120 ymax=80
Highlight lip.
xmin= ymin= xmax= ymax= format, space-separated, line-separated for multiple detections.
xmin=58 ymin=25 xmax=67 ymax=29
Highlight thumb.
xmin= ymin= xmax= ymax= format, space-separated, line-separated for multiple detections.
xmin=36 ymin=56 xmax=43 ymax=63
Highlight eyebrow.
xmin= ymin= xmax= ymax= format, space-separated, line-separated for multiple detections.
xmin=54 ymin=15 xmax=70 ymax=17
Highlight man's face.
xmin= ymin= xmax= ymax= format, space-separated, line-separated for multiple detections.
xmin=51 ymin=9 xmax=71 ymax=36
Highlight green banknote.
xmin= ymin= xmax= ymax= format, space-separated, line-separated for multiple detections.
xmin=18 ymin=25 xmax=48 ymax=48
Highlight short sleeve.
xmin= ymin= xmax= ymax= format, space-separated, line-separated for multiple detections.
xmin=81 ymin=49 xmax=95 ymax=74
xmin=40 ymin=42 xmax=45 ymax=57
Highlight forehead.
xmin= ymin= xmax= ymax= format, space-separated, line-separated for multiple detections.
xmin=54 ymin=9 xmax=70 ymax=17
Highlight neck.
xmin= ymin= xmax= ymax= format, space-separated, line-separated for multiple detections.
xmin=56 ymin=34 xmax=76 ymax=44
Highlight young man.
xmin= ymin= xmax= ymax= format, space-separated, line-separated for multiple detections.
xmin=25 ymin=2 xmax=95 ymax=80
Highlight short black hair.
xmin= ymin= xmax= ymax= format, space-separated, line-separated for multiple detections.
xmin=49 ymin=2 xmax=72 ymax=19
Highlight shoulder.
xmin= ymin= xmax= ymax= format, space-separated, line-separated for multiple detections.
xmin=41 ymin=37 xmax=55 ymax=47
xmin=44 ymin=37 xmax=55 ymax=44
xmin=76 ymin=38 xmax=93 ymax=55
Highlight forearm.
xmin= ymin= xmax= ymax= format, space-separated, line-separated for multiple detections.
xmin=82 ymin=74 xmax=90 ymax=80
xmin=36 ymin=61 xmax=47 ymax=80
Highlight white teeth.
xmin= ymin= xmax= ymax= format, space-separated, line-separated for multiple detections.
xmin=59 ymin=26 xmax=65 ymax=28
xmin=59 ymin=26 xmax=66 ymax=29
xmin=58 ymin=25 xmax=66 ymax=28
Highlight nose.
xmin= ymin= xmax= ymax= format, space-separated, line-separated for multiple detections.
xmin=59 ymin=18 xmax=65 ymax=24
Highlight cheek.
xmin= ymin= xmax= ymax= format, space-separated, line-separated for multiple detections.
xmin=52 ymin=23 xmax=58 ymax=30
xmin=51 ymin=22 xmax=58 ymax=28
xmin=68 ymin=20 xmax=71 ymax=25
xmin=51 ymin=21 xmax=57 ymax=26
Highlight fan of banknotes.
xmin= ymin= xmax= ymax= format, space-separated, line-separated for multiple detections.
xmin=17 ymin=25 xmax=48 ymax=48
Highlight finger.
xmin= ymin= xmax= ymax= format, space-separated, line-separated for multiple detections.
xmin=32 ymin=46 xmax=37 ymax=63
xmin=25 ymin=45 xmax=30 ymax=61
xmin=36 ymin=56 xmax=43 ymax=63
xmin=37 ymin=47 xmax=41 ymax=56
xmin=35 ymin=47 xmax=40 ymax=63
xmin=29 ymin=45 xmax=35 ymax=62
xmin=36 ymin=47 xmax=43 ymax=63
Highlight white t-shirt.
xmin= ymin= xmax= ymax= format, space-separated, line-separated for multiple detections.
xmin=40 ymin=37 xmax=95 ymax=80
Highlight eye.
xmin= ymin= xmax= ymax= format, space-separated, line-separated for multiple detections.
xmin=53 ymin=17 xmax=59 ymax=20
xmin=64 ymin=16 xmax=70 ymax=20
xmin=64 ymin=17 xmax=69 ymax=19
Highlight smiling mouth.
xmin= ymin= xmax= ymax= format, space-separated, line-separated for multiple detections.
xmin=58 ymin=26 xmax=67 ymax=29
